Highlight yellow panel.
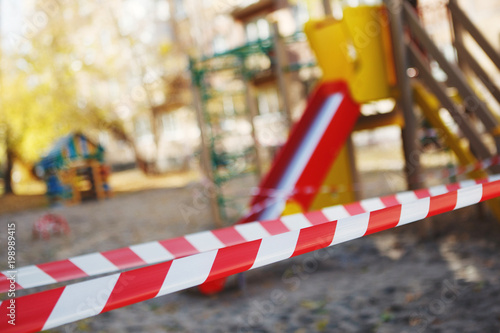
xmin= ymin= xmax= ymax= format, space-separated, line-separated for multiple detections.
xmin=342 ymin=6 xmax=393 ymax=102
xmin=305 ymin=6 xmax=394 ymax=103
xmin=310 ymin=143 xmax=356 ymax=210
xmin=304 ymin=17 xmax=354 ymax=84
xmin=282 ymin=143 xmax=356 ymax=215
xmin=282 ymin=200 xmax=304 ymax=216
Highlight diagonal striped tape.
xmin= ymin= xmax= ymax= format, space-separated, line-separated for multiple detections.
xmin=1 ymin=179 xmax=499 ymax=332
xmin=1 ymin=174 xmax=499 ymax=294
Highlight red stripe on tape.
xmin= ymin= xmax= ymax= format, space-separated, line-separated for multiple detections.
xmin=206 ymin=240 xmax=261 ymax=282
xmin=365 ymin=205 xmax=402 ymax=236
xmin=446 ymin=184 xmax=461 ymax=192
xmin=0 ymin=273 xmax=21 ymax=293
xmin=427 ymin=192 xmax=458 ymax=217
xmin=343 ymin=202 xmax=365 ymax=216
xmin=380 ymin=195 xmax=400 ymax=207
xmin=261 ymin=219 xmax=290 ymax=235
xmin=0 ymin=287 xmax=64 ymax=333
xmin=212 ymin=227 xmax=247 ymax=246
xmin=102 ymin=248 xmax=146 ymax=270
xmin=481 ymin=180 xmax=500 ymax=201
xmin=304 ymin=211 xmax=330 ymax=225
xmin=102 ymin=261 xmax=172 ymax=313
xmin=414 ymin=188 xmax=431 ymax=199
xmin=292 ymin=221 xmax=336 ymax=257
xmin=38 ymin=260 xmax=87 ymax=282
xmin=159 ymin=237 xmax=198 ymax=258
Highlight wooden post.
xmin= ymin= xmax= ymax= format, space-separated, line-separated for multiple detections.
xmin=448 ymin=0 xmax=466 ymax=70
xmin=271 ymin=22 xmax=294 ymax=131
xmin=346 ymin=136 xmax=359 ymax=201
xmin=385 ymin=0 xmax=422 ymax=190
xmin=70 ymin=167 xmax=81 ymax=205
xmin=322 ymin=0 xmax=333 ymax=16
xmin=91 ymin=160 xmax=105 ymax=200
xmin=191 ymin=80 xmax=224 ymax=227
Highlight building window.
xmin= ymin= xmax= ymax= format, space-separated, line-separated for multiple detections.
xmin=257 ymin=87 xmax=279 ymax=115
xmin=174 ymin=0 xmax=186 ymax=19
xmin=213 ymin=35 xmax=227 ymax=54
xmin=245 ymin=18 xmax=270 ymax=43
xmin=293 ymin=2 xmax=309 ymax=31
xmin=162 ymin=113 xmax=183 ymax=140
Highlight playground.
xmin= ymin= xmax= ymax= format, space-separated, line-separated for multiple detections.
xmin=1 ymin=0 xmax=500 ymax=332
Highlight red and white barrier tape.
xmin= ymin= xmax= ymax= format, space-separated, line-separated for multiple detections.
xmin=250 ymin=155 xmax=500 ymax=198
xmin=2 ymin=174 xmax=499 ymax=294
xmin=442 ymin=155 xmax=500 ymax=178
xmin=1 ymin=178 xmax=499 ymax=332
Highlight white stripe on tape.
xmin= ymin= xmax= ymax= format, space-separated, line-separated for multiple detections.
xmin=360 ymin=197 xmax=385 ymax=212
xmin=185 ymin=231 xmax=226 ymax=252
xmin=70 ymin=253 xmax=117 ymax=276
xmin=321 ymin=205 xmax=351 ymax=220
xmin=234 ymin=223 xmax=271 ymax=241
xmin=43 ymin=273 xmax=120 ymax=330
xmin=458 ymin=180 xmax=477 ymax=188
xmin=17 ymin=265 xmax=57 ymax=289
xmin=395 ymin=191 xmax=418 ymax=204
xmin=251 ymin=230 xmax=300 ymax=269
xmin=130 ymin=242 xmax=174 ymax=264
xmin=331 ymin=212 xmax=370 ymax=246
xmin=280 ymin=214 xmax=312 ymax=230
xmin=490 ymin=174 xmax=500 ymax=182
xmin=455 ymin=185 xmax=483 ymax=210
xmin=156 ymin=251 xmax=217 ymax=297
xmin=398 ymin=197 xmax=430 ymax=226
xmin=429 ymin=185 xmax=448 ymax=197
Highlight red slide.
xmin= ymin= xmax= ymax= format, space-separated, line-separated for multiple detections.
xmin=200 ymin=80 xmax=360 ymax=294
xmin=241 ymin=80 xmax=360 ymax=223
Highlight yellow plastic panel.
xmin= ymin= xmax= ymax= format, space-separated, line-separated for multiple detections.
xmin=305 ymin=6 xmax=394 ymax=103
xmin=304 ymin=18 xmax=355 ymax=84
xmin=309 ymin=143 xmax=357 ymax=210
xmin=282 ymin=144 xmax=356 ymax=215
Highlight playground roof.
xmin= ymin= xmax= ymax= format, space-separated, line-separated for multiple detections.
xmin=36 ymin=132 xmax=104 ymax=172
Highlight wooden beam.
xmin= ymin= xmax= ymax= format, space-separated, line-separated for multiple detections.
xmin=354 ymin=110 xmax=404 ymax=132
xmin=448 ymin=0 xmax=500 ymax=71
xmin=404 ymin=1 xmax=500 ymax=154
xmin=408 ymin=42 xmax=494 ymax=162
xmin=456 ymin=40 xmax=500 ymax=106
xmin=384 ymin=0 xmax=422 ymax=190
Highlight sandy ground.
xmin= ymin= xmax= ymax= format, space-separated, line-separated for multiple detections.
xmin=1 ymin=166 xmax=500 ymax=333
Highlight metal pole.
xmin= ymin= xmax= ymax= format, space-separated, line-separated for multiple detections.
xmin=191 ymin=72 xmax=224 ymax=227
xmin=243 ymin=79 xmax=264 ymax=180
xmin=384 ymin=0 xmax=422 ymax=190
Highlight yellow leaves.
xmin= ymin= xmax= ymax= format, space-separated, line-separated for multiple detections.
xmin=0 ymin=55 xmax=85 ymax=164
xmin=159 ymin=42 xmax=173 ymax=56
